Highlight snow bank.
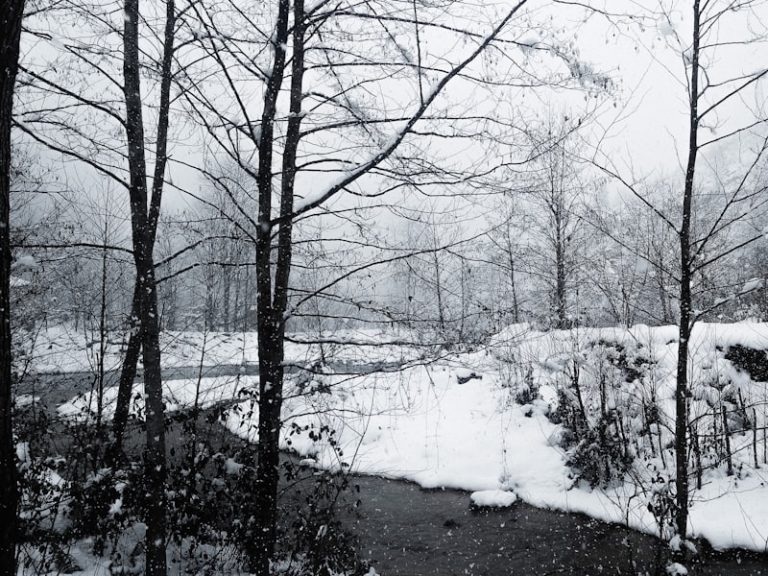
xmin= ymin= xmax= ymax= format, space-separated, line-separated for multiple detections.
xmin=57 ymin=321 xmax=768 ymax=553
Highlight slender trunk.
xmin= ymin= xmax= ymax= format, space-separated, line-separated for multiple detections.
xmin=674 ymin=0 xmax=701 ymax=542
xmin=0 ymin=3 xmax=24 ymax=574
xmin=459 ymin=261 xmax=466 ymax=341
xmin=97 ymin=224 xmax=109 ymax=430
xmin=233 ymin=247 xmax=241 ymax=332
xmin=555 ymin=221 xmax=567 ymax=329
xmin=253 ymin=2 xmax=303 ymax=572
xmin=205 ymin=267 xmax=215 ymax=330
xmin=722 ymin=406 xmax=733 ymax=476
xmin=509 ymin=250 xmax=519 ymax=323
xmin=691 ymin=422 xmax=702 ymax=489
xmin=433 ymin=252 xmax=445 ymax=332
xmin=137 ymin=264 xmax=166 ymax=575
xmin=251 ymin=0 xmax=292 ymax=572
xmin=123 ymin=1 xmax=173 ymax=572
xmin=658 ymin=271 xmax=670 ymax=324
xmin=222 ymin=264 xmax=231 ymax=331
xmin=752 ymin=408 xmax=758 ymax=469
xmin=109 ymin=283 xmax=142 ymax=464
xmin=110 ymin=0 xmax=175 ymax=466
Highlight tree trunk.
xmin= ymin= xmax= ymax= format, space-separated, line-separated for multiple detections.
xmin=222 ymin=255 xmax=231 ymax=331
xmin=110 ymin=0 xmax=175 ymax=470
xmin=252 ymin=1 xmax=301 ymax=572
xmin=554 ymin=212 xmax=568 ymax=329
xmin=0 ymin=2 xmax=24 ymax=574
xmin=433 ymin=251 xmax=446 ymax=332
xmin=97 ymin=222 xmax=109 ymax=430
xmin=508 ymin=248 xmax=520 ymax=324
xmin=109 ymin=283 xmax=142 ymax=464
xmin=657 ymin=271 xmax=670 ymax=324
xmin=137 ymin=262 xmax=167 ymax=575
xmin=122 ymin=0 xmax=171 ymax=572
xmin=674 ymin=0 xmax=701 ymax=543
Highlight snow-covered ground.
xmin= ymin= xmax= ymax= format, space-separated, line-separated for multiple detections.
xmin=26 ymin=325 xmax=427 ymax=374
xmin=52 ymin=322 xmax=768 ymax=553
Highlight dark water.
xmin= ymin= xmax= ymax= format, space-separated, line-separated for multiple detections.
xmin=342 ymin=477 xmax=767 ymax=576
xmin=26 ymin=368 xmax=768 ymax=576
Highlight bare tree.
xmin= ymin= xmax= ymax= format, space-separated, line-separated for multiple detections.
xmin=0 ymin=1 xmax=24 ymax=573
xmin=18 ymin=0 xmax=180 ymax=570
xmin=526 ymin=121 xmax=588 ymax=328
xmin=120 ymin=1 xmax=179 ymax=572
xmin=582 ymin=0 xmax=768 ymax=544
xmin=177 ymin=0 xmax=555 ymax=570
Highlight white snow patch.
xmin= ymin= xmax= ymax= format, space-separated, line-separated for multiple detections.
xmin=470 ymin=490 xmax=518 ymax=508
xmin=666 ymin=562 xmax=688 ymax=575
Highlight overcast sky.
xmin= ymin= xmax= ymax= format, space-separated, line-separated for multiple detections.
xmin=18 ymin=0 xmax=768 ymax=222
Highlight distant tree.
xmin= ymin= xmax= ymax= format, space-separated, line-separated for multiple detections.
xmin=526 ymin=120 xmax=589 ymax=328
xmin=584 ymin=183 xmax=680 ymax=326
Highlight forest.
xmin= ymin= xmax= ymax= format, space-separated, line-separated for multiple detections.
xmin=1 ymin=0 xmax=768 ymax=574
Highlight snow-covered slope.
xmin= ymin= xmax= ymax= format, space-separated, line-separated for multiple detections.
xmin=55 ymin=322 xmax=768 ymax=552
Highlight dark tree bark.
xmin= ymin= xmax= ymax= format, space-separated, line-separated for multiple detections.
xmin=506 ymin=231 xmax=520 ymax=324
xmin=251 ymin=1 xmax=297 ymax=572
xmin=674 ymin=0 xmax=701 ymax=542
xmin=185 ymin=2 xmax=530 ymax=572
xmin=122 ymin=0 xmax=176 ymax=573
xmin=109 ymin=282 xmax=142 ymax=464
xmin=110 ymin=0 xmax=176 ymax=465
xmin=0 ymin=2 xmax=24 ymax=574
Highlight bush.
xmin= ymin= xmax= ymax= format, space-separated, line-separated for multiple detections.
xmin=567 ymin=414 xmax=634 ymax=488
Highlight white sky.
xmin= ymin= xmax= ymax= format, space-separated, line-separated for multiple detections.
xmin=16 ymin=0 xmax=768 ymax=222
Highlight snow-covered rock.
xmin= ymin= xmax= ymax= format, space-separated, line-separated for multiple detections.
xmin=470 ymin=490 xmax=518 ymax=508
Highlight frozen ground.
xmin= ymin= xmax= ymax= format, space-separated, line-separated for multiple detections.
xmin=51 ymin=322 xmax=768 ymax=553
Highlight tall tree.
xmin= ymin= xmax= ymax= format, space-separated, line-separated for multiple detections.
xmin=181 ymin=0 xmax=545 ymax=571
xmin=582 ymin=0 xmax=768 ymax=544
xmin=122 ymin=0 xmax=176 ymax=572
xmin=659 ymin=0 xmax=768 ymax=541
xmin=17 ymin=0 xmax=179 ymax=565
xmin=110 ymin=0 xmax=177 ymax=465
xmin=0 ymin=1 xmax=24 ymax=574
xmin=527 ymin=121 xmax=587 ymax=328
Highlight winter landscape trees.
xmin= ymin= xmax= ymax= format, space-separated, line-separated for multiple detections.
xmin=2 ymin=0 xmax=768 ymax=574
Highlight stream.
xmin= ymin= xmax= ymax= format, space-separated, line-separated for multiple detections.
xmin=23 ymin=367 xmax=768 ymax=575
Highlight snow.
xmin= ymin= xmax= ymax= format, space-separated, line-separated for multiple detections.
xmin=740 ymin=278 xmax=763 ymax=295
xmin=29 ymin=326 xmax=426 ymax=374
xmin=14 ymin=254 xmax=37 ymax=267
xmin=58 ymin=374 xmax=257 ymax=421
xmin=470 ymin=489 xmax=518 ymax=508
xmin=15 ymin=394 xmax=39 ymax=406
xmin=223 ymin=457 xmax=244 ymax=475
xmin=53 ymin=321 xmax=768 ymax=554
xmin=666 ymin=562 xmax=689 ymax=575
